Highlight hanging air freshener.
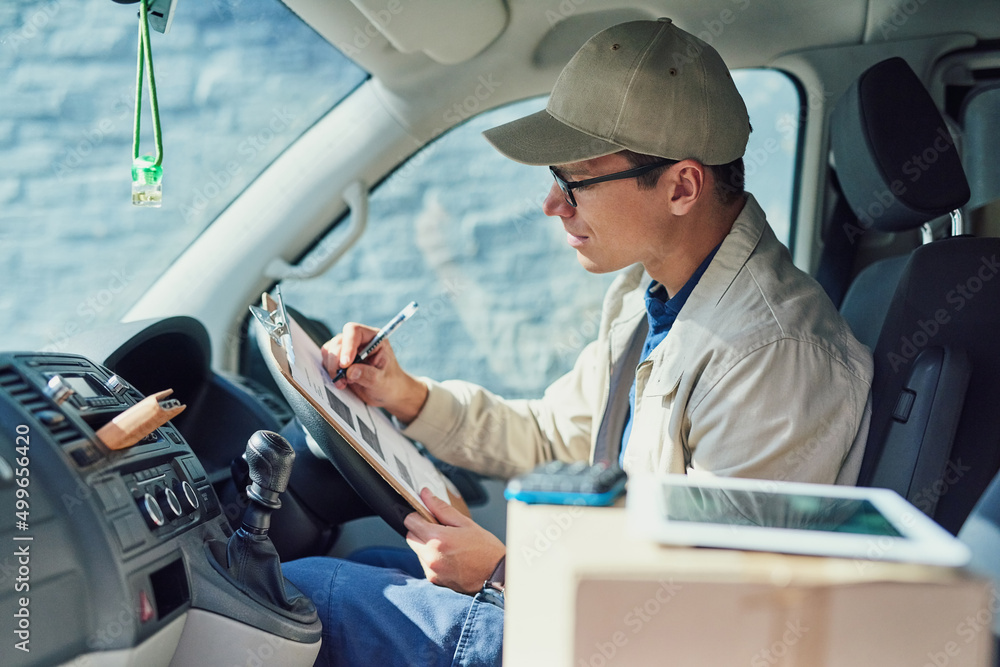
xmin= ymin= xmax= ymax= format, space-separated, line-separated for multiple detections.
xmin=131 ymin=0 xmax=163 ymax=207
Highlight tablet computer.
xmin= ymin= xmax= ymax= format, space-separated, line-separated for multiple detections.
xmin=626 ymin=474 xmax=970 ymax=567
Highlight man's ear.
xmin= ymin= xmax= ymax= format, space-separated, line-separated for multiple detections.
xmin=666 ymin=160 xmax=705 ymax=215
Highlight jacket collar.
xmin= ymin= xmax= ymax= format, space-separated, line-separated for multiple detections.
xmin=634 ymin=194 xmax=769 ymax=393
xmin=693 ymin=193 xmax=767 ymax=307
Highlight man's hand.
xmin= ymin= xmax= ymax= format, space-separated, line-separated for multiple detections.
xmin=321 ymin=322 xmax=428 ymax=423
xmin=404 ymin=488 xmax=506 ymax=595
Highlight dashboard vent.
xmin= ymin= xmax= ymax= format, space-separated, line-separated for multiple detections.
xmin=0 ymin=366 xmax=85 ymax=446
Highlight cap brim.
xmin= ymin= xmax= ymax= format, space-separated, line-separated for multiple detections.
xmin=482 ymin=109 xmax=623 ymax=166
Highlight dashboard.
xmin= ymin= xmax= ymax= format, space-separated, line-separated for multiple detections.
xmin=0 ymin=317 xmax=320 ymax=666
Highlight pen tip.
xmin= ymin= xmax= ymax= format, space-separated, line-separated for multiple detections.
xmin=403 ymin=302 xmax=419 ymax=317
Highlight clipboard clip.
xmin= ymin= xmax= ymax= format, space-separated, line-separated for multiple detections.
xmin=249 ymin=285 xmax=296 ymax=365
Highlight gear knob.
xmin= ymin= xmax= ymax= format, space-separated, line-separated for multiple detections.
xmin=244 ymin=430 xmax=295 ymax=511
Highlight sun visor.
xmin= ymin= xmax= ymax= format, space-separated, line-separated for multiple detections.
xmin=347 ymin=0 xmax=507 ymax=65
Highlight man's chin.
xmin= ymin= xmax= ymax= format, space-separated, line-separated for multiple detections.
xmin=575 ymin=252 xmax=618 ymax=275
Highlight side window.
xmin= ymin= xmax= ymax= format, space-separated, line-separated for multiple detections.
xmin=280 ymin=70 xmax=801 ymax=399
xmin=282 ymin=97 xmax=609 ymax=399
xmin=732 ymin=68 xmax=801 ymax=245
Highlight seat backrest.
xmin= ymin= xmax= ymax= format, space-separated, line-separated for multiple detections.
xmin=864 ymin=237 xmax=1000 ymax=533
xmin=830 ymin=58 xmax=1000 ymax=534
xmin=838 ymin=253 xmax=908 ymax=351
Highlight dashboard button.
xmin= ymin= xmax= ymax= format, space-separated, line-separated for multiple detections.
xmin=44 ymin=375 xmax=74 ymax=405
xmin=138 ymin=590 xmax=155 ymax=623
xmin=112 ymin=515 xmax=146 ymax=552
xmin=95 ymin=478 xmax=132 ymax=513
xmin=69 ymin=447 xmax=100 ymax=467
xmin=37 ymin=409 xmax=65 ymax=427
xmin=105 ymin=375 xmax=129 ymax=396
xmin=162 ymin=487 xmax=183 ymax=517
xmin=180 ymin=456 xmax=207 ymax=482
xmin=179 ymin=481 xmax=200 ymax=512
xmin=139 ymin=493 xmax=164 ymax=528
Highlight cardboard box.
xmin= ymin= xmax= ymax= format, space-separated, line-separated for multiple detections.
xmin=504 ymin=502 xmax=995 ymax=666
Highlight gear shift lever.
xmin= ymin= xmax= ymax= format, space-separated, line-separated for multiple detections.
xmin=209 ymin=430 xmax=315 ymax=621
xmin=241 ymin=430 xmax=295 ymax=536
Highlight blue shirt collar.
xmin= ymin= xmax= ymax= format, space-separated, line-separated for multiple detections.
xmin=644 ymin=243 xmax=721 ymax=334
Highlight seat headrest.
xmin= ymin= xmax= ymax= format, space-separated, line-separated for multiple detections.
xmin=831 ymin=57 xmax=970 ymax=232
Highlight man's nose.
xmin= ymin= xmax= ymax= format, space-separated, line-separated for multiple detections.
xmin=542 ymin=181 xmax=574 ymax=217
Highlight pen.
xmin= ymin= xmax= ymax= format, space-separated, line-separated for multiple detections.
xmin=333 ymin=301 xmax=419 ymax=383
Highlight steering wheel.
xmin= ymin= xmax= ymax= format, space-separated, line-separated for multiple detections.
xmin=254 ymin=318 xmax=417 ymax=536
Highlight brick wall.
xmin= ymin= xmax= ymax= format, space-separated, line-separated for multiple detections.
xmin=1 ymin=1 xmax=796 ymax=401
xmin=0 ymin=0 xmax=364 ymax=354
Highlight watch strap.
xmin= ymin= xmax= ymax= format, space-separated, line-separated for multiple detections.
xmin=483 ymin=555 xmax=506 ymax=594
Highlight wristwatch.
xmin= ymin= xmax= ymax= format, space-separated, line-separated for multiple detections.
xmin=482 ymin=555 xmax=506 ymax=594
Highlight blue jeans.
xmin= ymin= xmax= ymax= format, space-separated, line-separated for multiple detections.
xmin=282 ymin=549 xmax=504 ymax=667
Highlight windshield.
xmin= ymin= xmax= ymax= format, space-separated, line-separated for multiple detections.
xmin=0 ymin=0 xmax=366 ymax=353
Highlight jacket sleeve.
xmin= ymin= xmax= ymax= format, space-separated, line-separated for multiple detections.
xmin=685 ymin=338 xmax=873 ymax=485
xmin=401 ymin=339 xmax=607 ymax=479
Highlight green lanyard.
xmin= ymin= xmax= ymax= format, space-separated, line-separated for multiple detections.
xmin=131 ymin=0 xmax=163 ymax=207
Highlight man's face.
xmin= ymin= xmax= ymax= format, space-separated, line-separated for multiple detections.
xmin=543 ymin=153 xmax=672 ymax=274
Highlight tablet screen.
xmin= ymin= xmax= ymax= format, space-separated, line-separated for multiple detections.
xmin=662 ymin=486 xmax=902 ymax=537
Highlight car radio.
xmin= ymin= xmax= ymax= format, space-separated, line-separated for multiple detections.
xmin=44 ymin=371 xmax=129 ymax=411
xmin=0 ymin=352 xmax=221 ymax=552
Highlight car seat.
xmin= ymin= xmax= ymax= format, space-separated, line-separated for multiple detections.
xmin=830 ymin=57 xmax=1000 ymax=534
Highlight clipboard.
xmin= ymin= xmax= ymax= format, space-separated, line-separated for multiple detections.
xmin=251 ymin=289 xmax=469 ymax=524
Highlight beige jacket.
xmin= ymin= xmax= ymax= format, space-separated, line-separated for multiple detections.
xmin=403 ymin=196 xmax=873 ymax=485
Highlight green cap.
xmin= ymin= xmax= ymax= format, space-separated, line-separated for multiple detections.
xmin=483 ymin=18 xmax=750 ymax=166
xmin=132 ymin=155 xmax=163 ymax=185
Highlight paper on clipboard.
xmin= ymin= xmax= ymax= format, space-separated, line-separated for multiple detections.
xmin=254 ymin=292 xmax=467 ymax=523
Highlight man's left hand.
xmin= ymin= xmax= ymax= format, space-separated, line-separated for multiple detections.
xmin=404 ymin=488 xmax=506 ymax=595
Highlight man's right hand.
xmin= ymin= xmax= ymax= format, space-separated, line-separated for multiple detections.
xmin=321 ymin=322 xmax=429 ymax=424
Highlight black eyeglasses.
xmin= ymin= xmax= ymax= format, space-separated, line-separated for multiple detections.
xmin=549 ymin=159 xmax=678 ymax=207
